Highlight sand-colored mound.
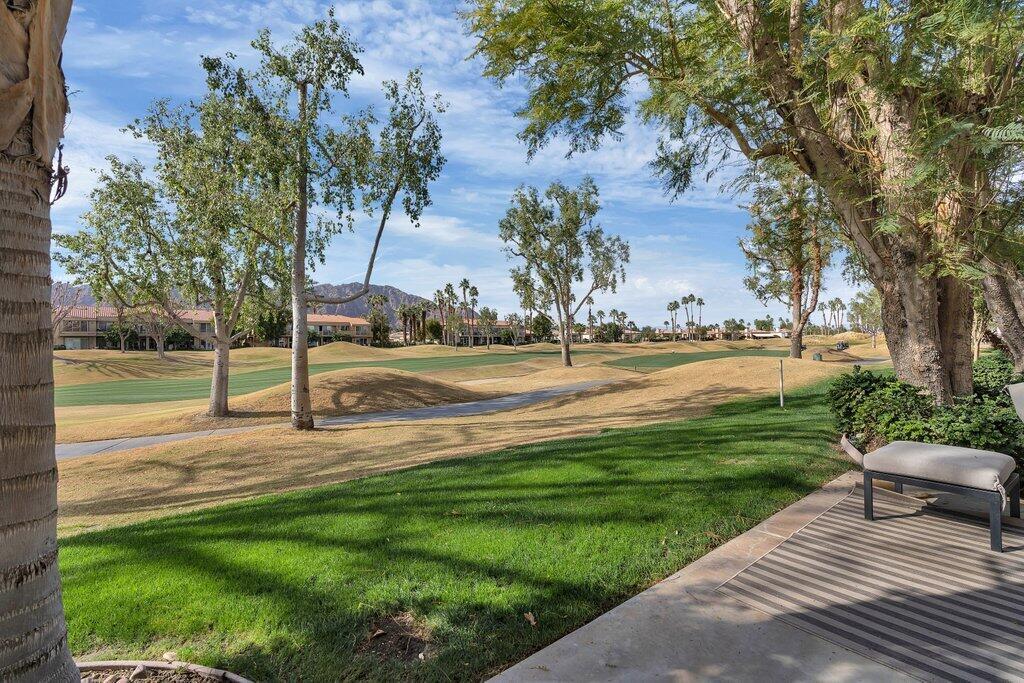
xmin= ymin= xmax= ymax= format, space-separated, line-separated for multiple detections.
xmin=307 ymin=341 xmax=398 ymax=362
xmin=465 ymin=364 xmax=637 ymax=392
xmin=58 ymin=368 xmax=498 ymax=443
xmin=54 ymin=350 xmax=219 ymax=386
xmin=54 ymin=346 xmax=292 ymax=387
xmin=232 ymin=367 xmax=493 ymax=418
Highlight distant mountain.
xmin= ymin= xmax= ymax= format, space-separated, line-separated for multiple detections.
xmin=52 ymin=282 xmax=95 ymax=305
xmin=55 ymin=281 xmax=428 ymax=326
xmin=312 ymin=283 xmax=430 ymax=325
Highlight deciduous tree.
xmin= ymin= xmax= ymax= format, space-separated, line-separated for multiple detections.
xmin=500 ymin=178 xmax=629 ymax=366
xmin=741 ymin=164 xmax=838 ymax=358
xmin=210 ymin=14 xmax=445 ymax=428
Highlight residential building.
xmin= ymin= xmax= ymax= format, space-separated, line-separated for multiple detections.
xmin=54 ymin=305 xmax=371 ymax=350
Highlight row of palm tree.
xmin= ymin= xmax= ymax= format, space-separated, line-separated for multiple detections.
xmin=666 ymin=294 xmax=705 ymax=340
xmin=395 ymin=301 xmax=432 ymax=345
xmin=818 ymin=298 xmax=847 ymax=335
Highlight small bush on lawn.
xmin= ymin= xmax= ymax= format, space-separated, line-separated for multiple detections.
xmin=827 ymin=352 xmax=1024 ymax=462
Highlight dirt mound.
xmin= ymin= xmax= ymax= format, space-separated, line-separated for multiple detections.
xmin=230 ymin=368 xmax=491 ymax=418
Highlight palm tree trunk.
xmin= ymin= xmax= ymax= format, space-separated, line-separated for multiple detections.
xmin=0 ymin=155 xmax=79 ymax=681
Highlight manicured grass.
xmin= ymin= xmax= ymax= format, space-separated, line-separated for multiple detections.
xmin=54 ymin=350 xmax=587 ymax=407
xmin=606 ymin=348 xmax=789 ymax=371
xmin=61 ymin=381 xmax=848 ymax=681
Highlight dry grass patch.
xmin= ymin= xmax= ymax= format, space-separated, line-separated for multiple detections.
xmin=57 ymin=368 xmax=496 ymax=443
xmin=53 ymin=347 xmax=291 ymax=387
xmin=57 ymin=356 xmax=843 ymax=534
xmin=464 ymin=364 xmax=637 ymax=392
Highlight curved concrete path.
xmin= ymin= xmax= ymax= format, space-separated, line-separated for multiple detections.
xmin=56 ymin=380 xmax=611 ymax=461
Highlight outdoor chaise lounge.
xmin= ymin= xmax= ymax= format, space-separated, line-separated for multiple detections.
xmin=840 ymin=382 xmax=1024 ymax=552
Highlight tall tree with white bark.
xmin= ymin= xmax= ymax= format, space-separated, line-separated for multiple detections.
xmin=466 ymin=0 xmax=1024 ymax=404
xmin=0 ymin=0 xmax=78 ymax=679
xmin=209 ymin=14 xmax=445 ymax=428
xmin=500 ymin=178 xmax=629 ymax=367
xmin=57 ymin=90 xmax=284 ymax=417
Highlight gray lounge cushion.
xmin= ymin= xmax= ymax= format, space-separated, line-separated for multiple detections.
xmin=1009 ymin=382 xmax=1024 ymax=422
xmin=864 ymin=441 xmax=1016 ymax=490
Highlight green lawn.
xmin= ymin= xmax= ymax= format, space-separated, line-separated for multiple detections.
xmin=606 ymin=348 xmax=789 ymax=371
xmin=61 ymin=381 xmax=849 ymax=681
xmin=55 ymin=350 xmax=588 ymax=407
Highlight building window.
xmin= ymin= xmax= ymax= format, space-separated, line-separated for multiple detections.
xmin=63 ymin=319 xmax=90 ymax=332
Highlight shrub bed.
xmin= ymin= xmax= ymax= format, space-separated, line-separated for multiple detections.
xmin=827 ymin=351 xmax=1024 ymax=462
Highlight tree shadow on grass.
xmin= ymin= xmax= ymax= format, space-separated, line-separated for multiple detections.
xmin=61 ymin=386 xmax=848 ymax=680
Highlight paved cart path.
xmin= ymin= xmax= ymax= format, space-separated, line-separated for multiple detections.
xmin=56 ymin=380 xmax=610 ymax=461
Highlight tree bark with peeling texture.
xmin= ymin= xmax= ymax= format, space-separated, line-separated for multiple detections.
xmin=0 ymin=0 xmax=78 ymax=680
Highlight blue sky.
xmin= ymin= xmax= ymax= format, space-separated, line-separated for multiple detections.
xmin=55 ymin=0 xmax=856 ymax=327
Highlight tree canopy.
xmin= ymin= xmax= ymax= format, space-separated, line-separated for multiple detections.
xmin=466 ymin=0 xmax=1024 ymax=403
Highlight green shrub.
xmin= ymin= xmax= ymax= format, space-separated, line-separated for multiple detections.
xmin=825 ymin=366 xmax=897 ymax=436
xmin=927 ymin=397 xmax=1024 ymax=456
xmin=852 ymin=382 xmax=932 ymax=447
xmin=973 ymin=351 xmax=1023 ymax=398
xmin=827 ymin=352 xmax=1024 ymax=462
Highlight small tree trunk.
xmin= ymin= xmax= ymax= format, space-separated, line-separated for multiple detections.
xmin=0 ymin=155 xmax=79 ymax=681
xmin=290 ymin=83 xmax=314 ymax=430
xmin=119 ymin=332 xmax=127 ymax=353
xmin=208 ymin=337 xmax=230 ymax=417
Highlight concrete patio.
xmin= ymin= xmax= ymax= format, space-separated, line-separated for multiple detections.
xmin=494 ymin=471 xmax=1024 ymax=682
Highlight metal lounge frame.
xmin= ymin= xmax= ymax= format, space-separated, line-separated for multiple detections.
xmin=864 ymin=470 xmax=1021 ymax=552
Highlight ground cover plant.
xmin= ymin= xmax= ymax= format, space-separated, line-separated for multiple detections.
xmin=62 ymin=381 xmax=848 ymax=681
xmin=54 ymin=350 xmax=605 ymax=407
xmin=827 ymin=352 xmax=1024 ymax=461
xmin=605 ymin=348 xmax=788 ymax=372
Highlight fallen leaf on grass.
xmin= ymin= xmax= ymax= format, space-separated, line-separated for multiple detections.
xmin=524 ymin=611 xmax=537 ymax=627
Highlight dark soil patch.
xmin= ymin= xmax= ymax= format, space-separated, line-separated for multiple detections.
xmin=357 ymin=611 xmax=433 ymax=663
xmin=81 ymin=667 xmax=210 ymax=682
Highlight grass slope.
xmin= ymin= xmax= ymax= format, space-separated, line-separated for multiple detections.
xmin=605 ymin=348 xmax=789 ymax=371
xmin=63 ymin=381 xmax=848 ymax=681
xmin=55 ymin=350 xmax=582 ymax=407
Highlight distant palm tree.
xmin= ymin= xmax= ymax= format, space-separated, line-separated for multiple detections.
xmin=667 ymin=300 xmax=680 ymax=340
xmin=597 ymin=309 xmax=605 ymax=326
xmin=459 ymin=278 xmax=471 ymax=348
xmin=469 ymin=284 xmax=479 ymax=348
xmin=696 ymin=297 xmax=705 ymax=339
xmin=445 ymin=282 xmax=459 ymax=347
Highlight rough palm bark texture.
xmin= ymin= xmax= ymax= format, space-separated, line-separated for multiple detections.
xmin=1 ymin=0 xmax=77 ymax=680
